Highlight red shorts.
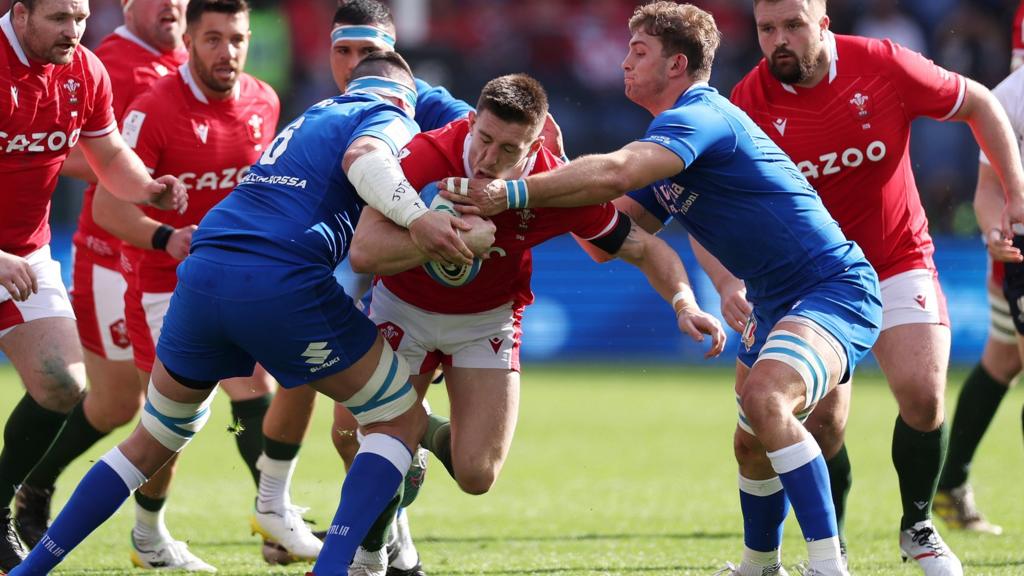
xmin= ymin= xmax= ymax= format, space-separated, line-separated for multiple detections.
xmin=71 ymin=247 xmax=132 ymax=360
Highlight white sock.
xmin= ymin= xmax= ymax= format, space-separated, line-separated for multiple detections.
xmin=807 ymin=536 xmax=845 ymax=574
xmin=740 ymin=546 xmax=781 ymax=575
xmin=352 ymin=545 xmax=387 ymax=567
xmin=256 ymin=453 xmax=296 ymax=514
xmin=390 ymin=508 xmax=420 ymax=570
xmin=133 ymin=501 xmax=172 ymax=547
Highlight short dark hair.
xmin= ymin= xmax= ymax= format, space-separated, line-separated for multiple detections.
xmin=476 ymin=74 xmax=548 ymax=130
xmin=351 ymin=51 xmax=414 ymax=88
xmin=628 ymin=2 xmax=721 ymax=81
xmin=333 ymin=0 xmax=393 ymax=28
xmin=186 ymin=0 xmax=250 ymax=28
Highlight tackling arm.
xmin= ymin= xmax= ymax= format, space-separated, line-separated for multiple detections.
xmin=690 ymin=236 xmax=750 ymax=333
xmin=349 ymin=206 xmax=496 ymax=275
xmin=603 ymin=210 xmax=725 ymax=358
xmin=93 ymin=186 xmax=193 ymax=260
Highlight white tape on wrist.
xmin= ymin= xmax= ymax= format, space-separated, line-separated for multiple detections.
xmin=348 ymin=148 xmax=428 ymax=228
xmin=671 ymin=290 xmax=693 ymax=315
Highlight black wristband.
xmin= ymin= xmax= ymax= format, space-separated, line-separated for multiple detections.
xmin=151 ymin=224 xmax=175 ymax=251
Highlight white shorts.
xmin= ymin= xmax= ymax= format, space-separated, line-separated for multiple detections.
xmin=71 ymin=248 xmax=132 ymax=361
xmin=879 ymin=268 xmax=949 ymax=331
xmin=0 ymin=245 xmax=75 ymax=339
xmin=368 ymin=283 xmax=522 ymax=375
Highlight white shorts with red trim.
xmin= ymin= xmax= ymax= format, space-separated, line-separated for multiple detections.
xmin=368 ymin=283 xmax=522 ymax=375
xmin=71 ymin=248 xmax=132 ymax=360
xmin=879 ymin=268 xmax=949 ymax=331
xmin=124 ymin=287 xmax=172 ymax=373
xmin=0 ymin=245 xmax=75 ymax=338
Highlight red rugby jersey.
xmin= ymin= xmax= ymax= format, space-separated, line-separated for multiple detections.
xmin=118 ymin=64 xmax=279 ymax=292
xmin=73 ymin=26 xmax=188 ymax=268
xmin=731 ymin=33 xmax=965 ymax=280
xmin=0 ymin=12 xmax=116 ymax=256
xmin=384 ymin=118 xmax=622 ymax=314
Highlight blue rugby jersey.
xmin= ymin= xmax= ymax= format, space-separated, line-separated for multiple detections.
xmin=189 ymin=93 xmax=418 ymax=271
xmin=628 ymin=84 xmax=866 ymax=304
xmin=414 ymin=77 xmax=472 ymax=130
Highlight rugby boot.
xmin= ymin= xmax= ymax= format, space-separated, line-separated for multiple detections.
xmin=130 ymin=533 xmax=216 ymax=572
xmin=0 ymin=507 xmax=26 ymax=573
xmin=13 ymin=485 xmax=53 ymax=549
xmin=933 ymin=483 xmax=1002 ymax=535
xmin=899 ymin=520 xmax=963 ymax=576
xmin=386 ymin=510 xmax=425 ymax=576
xmin=253 ymin=504 xmax=322 ymax=564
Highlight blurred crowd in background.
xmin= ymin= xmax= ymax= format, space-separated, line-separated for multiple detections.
xmin=5 ymin=0 xmax=1022 ymax=237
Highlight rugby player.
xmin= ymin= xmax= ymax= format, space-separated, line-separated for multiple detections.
xmin=8 ymin=50 xmax=476 ymax=576
xmin=343 ymin=72 xmax=724 ymax=576
xmin=444 ymin=4 xmax=886 ymax=574
xmin=10 ymin=1 xmax=216 ymax=570
xmin=0 ymin=0 xmax=186 ymax=570
xmin=89 ymin=0 xmax=281 ymax=569
xmin=725 ymin=1 xmax=1024 ymax=572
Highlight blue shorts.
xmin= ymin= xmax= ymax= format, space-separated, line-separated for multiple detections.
xmin=737 ymin=260 xmax=882 ymax=383
xmin=156 ymin=254 xmax=378 ymax=389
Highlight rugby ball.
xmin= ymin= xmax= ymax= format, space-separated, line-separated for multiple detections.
xmin=419 ymin=181 xmax=483 ymax=287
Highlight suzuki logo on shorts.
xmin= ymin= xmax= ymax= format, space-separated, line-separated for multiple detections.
xmin=795 ymin=140 xmax=886 ymax=180
xmin=302 ymin=342 xmax=332 ymax=365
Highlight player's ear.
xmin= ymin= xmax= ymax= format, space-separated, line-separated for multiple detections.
xmin=669 ymin=53 xmax=688 ymax=78
xmin=467 ymin=111 xmax=476 ymax=130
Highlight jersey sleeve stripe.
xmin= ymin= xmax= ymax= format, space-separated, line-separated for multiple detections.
xmin=578 ymin=209 xmax=620 ymax=241
xmin=937 ymin=75 xmax=967 ymax=122
xmin=81 ymin=121 xmax=118 ymax=138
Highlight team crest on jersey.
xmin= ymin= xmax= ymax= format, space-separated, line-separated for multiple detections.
xmin=247 ymin=113 xmax=264 ymax=143
xmin=516 ymin=209 xmax=535 ymax=241
xmin=848 ymin=93 xmax=870 ymax=119
xmin=63 ymin=78 xmax=80 ymax=105
xmin=191 ymin=119 xmax=210 ymax=144
xmin=378 ymin=322 xmax=404 ymax=350
xmin=109 ymin=319 xmax=130 ymax=349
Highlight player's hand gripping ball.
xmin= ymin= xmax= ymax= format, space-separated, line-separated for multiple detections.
xmin=420 ymin=181 xmax=483 ymax=287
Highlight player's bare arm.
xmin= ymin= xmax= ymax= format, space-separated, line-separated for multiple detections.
xmin=59 ymin=147 xmax=98 ymax=184
xmin=349 ymin=206 xmax=496 ymax=275
xmin=953 ymin=78 xmax=1024 ymax=232
xmin=689 ymin=236 xmax=750 ymax=333
xmin=441 ymin=142 xmax=684 ymax=217
xmin=343 ymin=135 xmax=475 ymax=265
xmin=92 ymin=186 xmax=196 ymax=261
xmin=974 ymin=162 xmax=1024 ymax=263
xmin=613 ymin=218 xmax=726 ymax=358
xmin=0 ymin=250 xmax=39 ymax=303
xmin=78 ymin=131 xmax=187 ymax=212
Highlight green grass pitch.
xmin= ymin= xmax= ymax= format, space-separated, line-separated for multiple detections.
xmin=1 ymin=363 xmax=1022 ymax=575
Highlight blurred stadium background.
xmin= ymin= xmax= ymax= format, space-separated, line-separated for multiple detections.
xmin=0 ymin=0 xmax=1019 ymax=365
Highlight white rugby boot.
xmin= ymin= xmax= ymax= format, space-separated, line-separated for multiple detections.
xmin=252 ymin=504 xmax=322 ymax=564
xmin=130 ymin=533 xmax=216 ymax=572
xmin=899 ymin=520 xmax=963 ymax=576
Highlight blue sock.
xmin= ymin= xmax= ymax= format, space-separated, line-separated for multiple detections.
xmin=313 ymin=433 xmax=411 ymax=576
xmin=739 ymin=475 xmax=789 ymax=552
xmin=11 ymin=449 xmax=146 ymax=575
xmin=768 ymin=438 xmax=838 ymax=541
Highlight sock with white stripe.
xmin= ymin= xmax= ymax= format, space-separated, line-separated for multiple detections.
xmin=737 ymin=475 xmax=788 ymax=574
xmin=313 ymin=433 xmax=411 ymax=576
xmin=10 ymin=448 xmax=146 ymax=575
xmin=768 ymin=437 xmax=842 ymax=565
